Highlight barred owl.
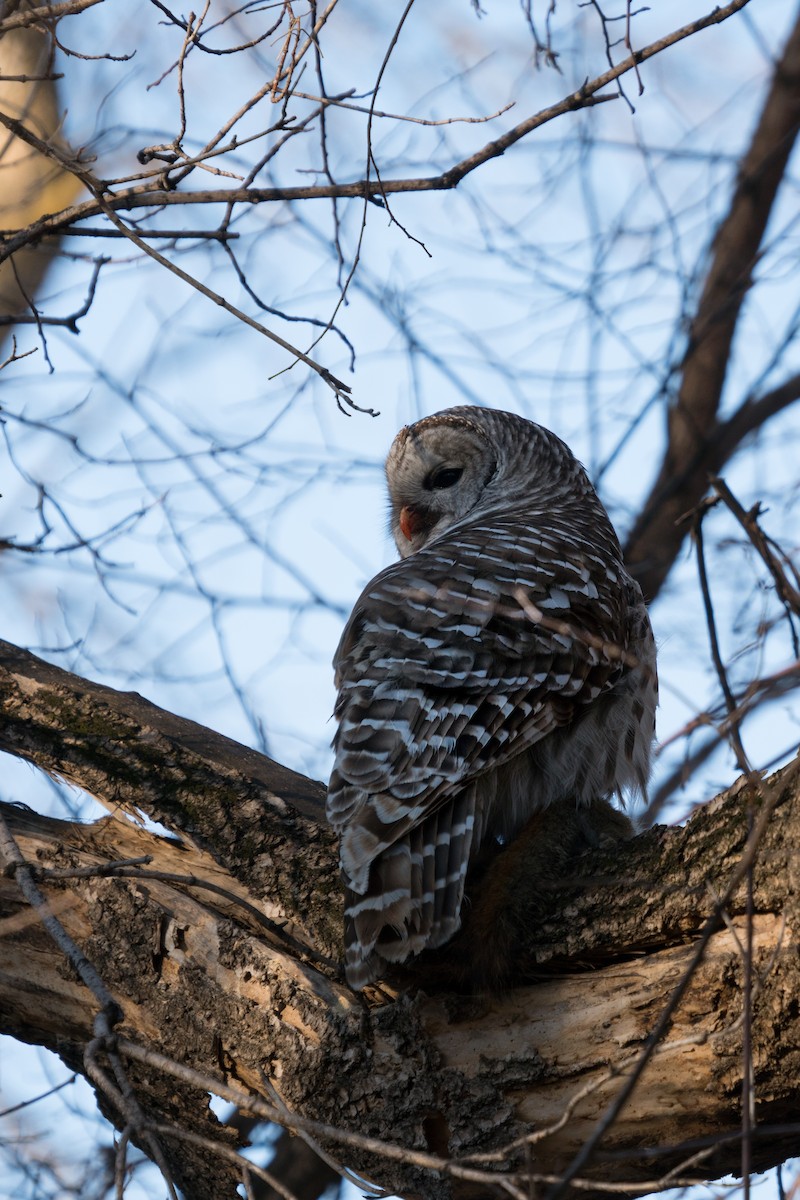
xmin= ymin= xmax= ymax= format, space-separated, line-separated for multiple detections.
xmin=327 ymin=406 xmax=657 ymax=990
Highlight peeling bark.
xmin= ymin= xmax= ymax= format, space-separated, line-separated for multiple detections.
xmin=1 ymin=640 xmax=800 ymax=1199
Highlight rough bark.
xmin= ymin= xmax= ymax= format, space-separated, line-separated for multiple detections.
xmin=1 ymin=639 xmax=800 ymax=1199
xmin=0 ymin=637 xmax=340 ymax=957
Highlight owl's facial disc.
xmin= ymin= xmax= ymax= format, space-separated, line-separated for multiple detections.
xmin=398 ymin=463 xmax=466 ymax=540
xmin=386 ymin=418 xmax=496 ymax=556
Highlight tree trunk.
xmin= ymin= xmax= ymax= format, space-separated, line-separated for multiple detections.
xmin=0 ymin=16 xmax=81 ymax=347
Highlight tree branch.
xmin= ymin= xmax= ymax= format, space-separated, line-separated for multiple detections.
xmin=2 ymin=636 xmax=800 ymax=1199
xmin=625 ymin=7 xmax=800 ymax=601
xmin=0 ymin=0 xmax=752 ymax=262
xmin=0 ymin=637 xmax=340 ymax=958
xmin=713 ymin=372 xmax=800 ymax=465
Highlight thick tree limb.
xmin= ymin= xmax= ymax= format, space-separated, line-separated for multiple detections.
xmin=0 ymin=637 xmax=340 ymax=958
xmin=1 ymin=638 xmax=800 ymax=1199
xmin=625 ymin=6 xmax=800 ymax=601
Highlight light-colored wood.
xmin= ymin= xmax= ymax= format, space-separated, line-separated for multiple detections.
xmin=1 ymin=633 xmax=799 ymax=1200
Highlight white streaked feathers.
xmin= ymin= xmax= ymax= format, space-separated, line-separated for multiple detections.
xmin=327 ymin=406 xmax=657 ymax=989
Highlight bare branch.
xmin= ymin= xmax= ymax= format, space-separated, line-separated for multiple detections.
xmin=625 ymin=8 xmax=800 ymax=600
xmin=0 ymin=0 xmax=753 ymax=255
xmin=0 ymin=0 xmax=105 ymax=33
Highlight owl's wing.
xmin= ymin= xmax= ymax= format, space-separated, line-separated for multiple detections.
xmin=327 ymin=519 xmax=635 ymax=986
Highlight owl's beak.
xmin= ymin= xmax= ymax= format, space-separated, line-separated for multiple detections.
xmin=399 ymin=505 xmax=424 ymax=542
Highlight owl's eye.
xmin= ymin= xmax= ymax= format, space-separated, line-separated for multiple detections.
xmin=428 ymin=466 xmax=464 ymax=490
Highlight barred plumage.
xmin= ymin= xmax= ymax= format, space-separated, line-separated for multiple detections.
xmin=327 ymin=406 xmax=657 ymax=990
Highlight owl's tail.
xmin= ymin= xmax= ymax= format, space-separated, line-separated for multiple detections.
xmin=342 ymin=786 xmax=478 ymax=990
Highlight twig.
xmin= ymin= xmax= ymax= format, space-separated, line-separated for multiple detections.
xmin=0 ymin=809 xmax=121 ymax=1020
xmin=0 ymin=0 xmax=105 ymax=32
xmin=0 ymin=1074 xmax=77 ymax=1119
xmin=711 ymin=476 xmax=800 ymax=653
xmin=42 ymin=226 xmax=239 ymax=240
xmin=113 ymin=1039 xmax=722 ymax=1195
xmin=0 ymin=257 xmax=109 ymax=331
xmin=289 ymin=88 xmax=515 ymax=125
xmin=691 ymin=504 xmax=747 ymax=765
xmin=149 ymin=1121 xmax=302 ymax=1200
xmin=691 ymin=498 xmax=758 ymax=1199
xmin=0 ymin=0 xmax=754 ymax=260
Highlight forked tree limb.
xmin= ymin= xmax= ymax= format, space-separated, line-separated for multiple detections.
xmin=624 ymin=6 xmax=800 ymax=602
xmin=1 ymin=636 xmax=800 ymax=1199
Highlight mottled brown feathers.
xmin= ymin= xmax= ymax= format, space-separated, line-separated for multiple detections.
xmin=327 ymin=406 xmax=657 ymax=990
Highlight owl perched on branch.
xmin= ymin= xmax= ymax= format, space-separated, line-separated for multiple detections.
xmin=327 ymin=406 xmax=657 ymax=990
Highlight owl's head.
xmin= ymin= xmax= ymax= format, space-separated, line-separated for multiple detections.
xmin=384 ymin=410 xmax=501 ymax=557
xmin=385 ymin=405 xmax=593 ymax=557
